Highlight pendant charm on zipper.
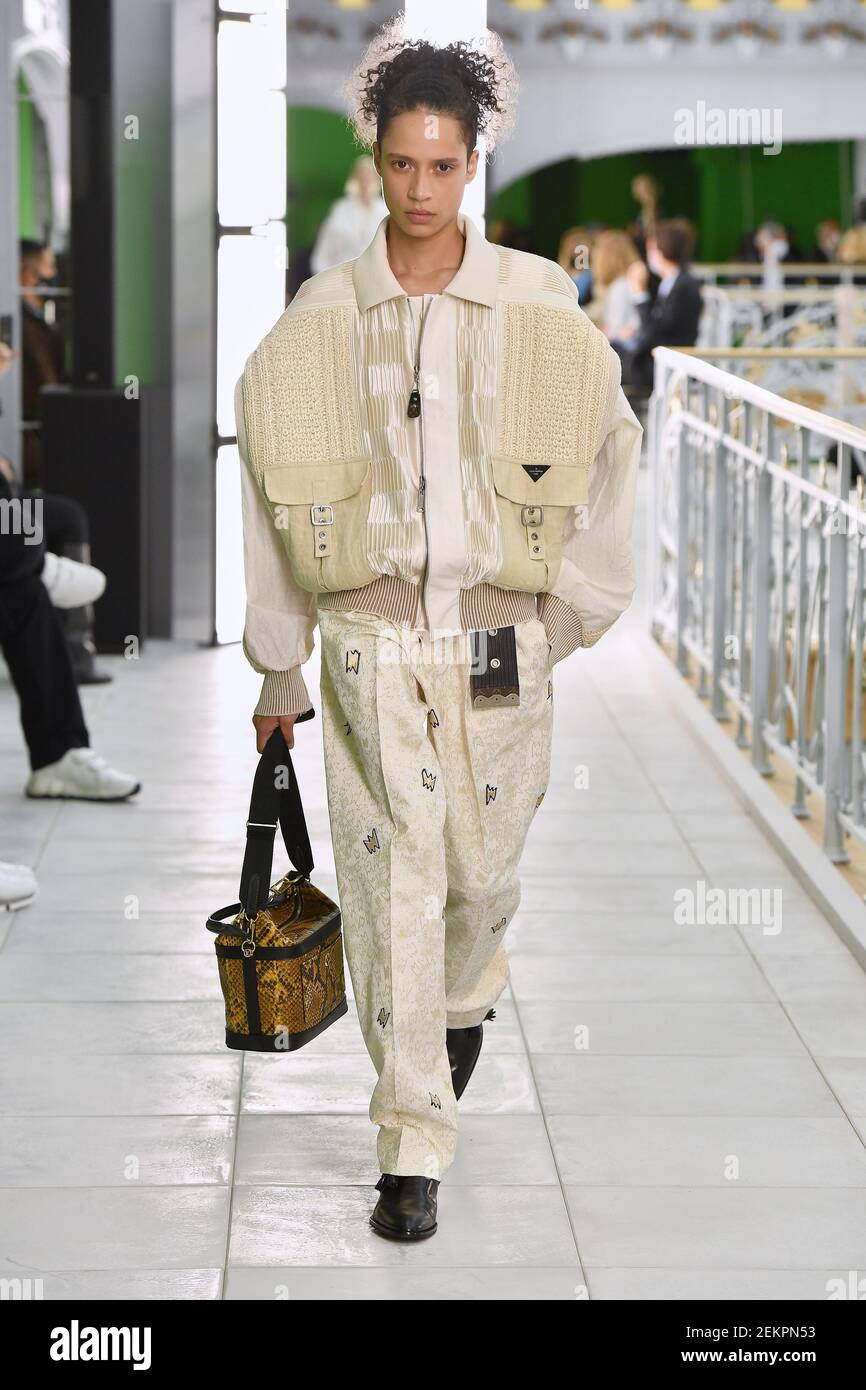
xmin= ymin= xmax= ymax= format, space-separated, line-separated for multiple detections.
xmin=408 ymin=299 xmax=425 ymax=417
xmin=407 ymin=368 xmax=421 ymax=418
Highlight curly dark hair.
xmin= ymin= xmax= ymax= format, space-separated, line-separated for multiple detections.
xmin=343 ymin=21 xmax=517 ymax=157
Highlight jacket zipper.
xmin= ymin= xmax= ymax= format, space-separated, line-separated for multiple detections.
xmin=409 ymin=295 xmax=433 ymax=626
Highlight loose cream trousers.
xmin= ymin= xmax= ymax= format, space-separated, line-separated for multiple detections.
xmin=317 ymin=608 xmax=554 ymax=1180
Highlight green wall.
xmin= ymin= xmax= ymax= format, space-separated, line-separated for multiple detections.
xmin=286 ymin=104 xmax=855 ymax=264
xmin=17 ymin=69 xmax=35 ymax=238
xmin=287 ymin=106 xmax=362 ymax=251
xmin=489 ymin=140 xmax=857 ymax=262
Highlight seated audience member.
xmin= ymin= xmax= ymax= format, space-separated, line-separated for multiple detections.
xmin=558 ymin=225 xmax=599 ymax=307
xmin=0 ymin=345 xmax=140 ymax=912
xmin=669 ymin=217 xmax=697 ymax=261
xmin=754 ymin=220 xmax=805 ymax=291
xmin=20 ymin=238 xmax=64 ymax=493
xmin=20 ymin=238 xmax=111 ymax=683
xmin=812 ymin=219 xmax=842 ymax=264
xmin=837 ymin=224 xmax=866 ymax=284
xmin=615 ymin=220 xmax=703 ymax=392
xmin=0 ymin=455 xmax=140 ymax=803
xmin=591 ymin=230 xmax=642 ymax=341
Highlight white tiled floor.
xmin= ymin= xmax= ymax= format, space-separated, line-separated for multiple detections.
xmin=2 ymin=471 xmax=866 ymax=1300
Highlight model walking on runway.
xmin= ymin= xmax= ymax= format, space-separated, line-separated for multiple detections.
xmin=236 ymin=22 xmax=642 ymax=1240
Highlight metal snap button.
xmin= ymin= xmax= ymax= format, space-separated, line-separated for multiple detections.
xmin=490 ymin=657 xmax=500 ymax=668
xmin=487 ymin=628 xmax=498 ymax=636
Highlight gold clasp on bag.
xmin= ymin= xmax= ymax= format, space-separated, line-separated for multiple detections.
xmin=238 ymin=908 xmax=262 ymax=957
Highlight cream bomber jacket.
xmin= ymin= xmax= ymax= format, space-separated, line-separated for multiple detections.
xmin=236 ymin=211 xmax=643 ymax=717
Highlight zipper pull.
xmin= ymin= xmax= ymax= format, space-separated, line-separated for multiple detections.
xmin=416 ymin=474 xmax=426 ymax=512
xmin=407 ymin=366 xmax=421 ymax=418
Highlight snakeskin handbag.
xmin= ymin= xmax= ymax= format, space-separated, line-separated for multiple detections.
xmin=206 ymin=721 xmax=347 ymax=1051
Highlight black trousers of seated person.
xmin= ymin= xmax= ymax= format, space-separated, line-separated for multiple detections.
xmin=0 ymin=473 xmax=89 ymax=771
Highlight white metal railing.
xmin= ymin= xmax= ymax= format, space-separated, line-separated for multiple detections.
xmin=649 ymin=346 xmax=866 ymax=871
xmin=692 ymin=262 xmax=866 ymax=286
xmin=677 ymin=344 xmax=866 ymax=435
xmin=698 ymin=284 xmax=866 ymax=352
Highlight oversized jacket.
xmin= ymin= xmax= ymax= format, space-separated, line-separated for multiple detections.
xmin=235 ymin=211 xmax=642 ymax=717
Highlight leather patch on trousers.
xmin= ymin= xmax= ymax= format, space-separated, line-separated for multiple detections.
xmin=469 ymin=626 xmax=520 ymax=709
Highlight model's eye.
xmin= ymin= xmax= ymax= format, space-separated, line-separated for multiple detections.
xmin=393 ymin=159 xmax=409 ymax=170
xmin=437 ymin=164 xmax=453 ymax=173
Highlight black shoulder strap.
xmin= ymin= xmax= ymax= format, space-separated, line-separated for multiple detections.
xmin=240 ymin=723 xmax=314 ymax=919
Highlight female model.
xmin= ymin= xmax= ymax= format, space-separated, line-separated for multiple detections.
xmin=236 ymin=22 xmax=642 ymax=1241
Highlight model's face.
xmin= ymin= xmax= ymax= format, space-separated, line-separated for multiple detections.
xmin=373 ymin=108 xmax=477 ymax=239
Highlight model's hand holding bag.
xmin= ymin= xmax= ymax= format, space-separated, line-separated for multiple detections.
xmin=206 ymin=719 xmax=348 ymax=1051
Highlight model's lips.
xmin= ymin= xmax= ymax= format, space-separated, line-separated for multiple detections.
xmin=406 ymin=210 xmax=433 ymax=220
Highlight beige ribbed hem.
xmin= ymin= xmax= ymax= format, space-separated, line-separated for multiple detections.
xmin=536 ymin=591 xmax=585 ymax=665
xmin=253 ymin=667 xmax=313 ymax=718
xmin=254 ymin=583 xmax=589 ymax=713
xmin=317 ymin=574 xmax=538 ymax=631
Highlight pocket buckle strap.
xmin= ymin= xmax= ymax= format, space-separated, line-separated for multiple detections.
xmin=310 ymin=503 xmax=334 ymax=556
xmin=521 ymin=504 xmax=546 ymax=560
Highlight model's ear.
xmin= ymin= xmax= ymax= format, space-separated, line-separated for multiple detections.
xmin=465 ymin=147 xmax=480 ymax=182
xmin=372 ymin=142 xmax=381 ymax=176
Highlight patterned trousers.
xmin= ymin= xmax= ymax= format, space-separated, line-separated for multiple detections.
xmin=317 ymin=608 xmax=554 ymax=1180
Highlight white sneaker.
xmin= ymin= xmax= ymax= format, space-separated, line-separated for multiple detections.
xmin=25 ymin=747 xmax=141 ymax=801
xmin=41 ymin=550 xmax=107 ymax=608
xmin=0 ymin=860 xmax=38 ymax=910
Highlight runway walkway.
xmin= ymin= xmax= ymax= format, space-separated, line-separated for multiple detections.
xmin=2 ymin=472 xmax=866 ymax=1299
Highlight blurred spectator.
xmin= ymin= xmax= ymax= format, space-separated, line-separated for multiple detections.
xmin=591 ymin=230 xmax=642 ymax=339
xmin=0 ymin=456 xmax=140 ymax=802
xmin=812 ymin=219 xmax=842 ymax=263
xmin=628 ymin=173 xmax=662 ymax=259
xmin=754 ymin=220 xmax=791 ymax=291
xmin=615 ymin=220 xmax=703 ymax=392
xmin=488 ymin=219 xmax=534 ymax=252
xmin=668 ymin=216 xmax=697 ymax=261
xmin=310 ymin=155 xmax=387 ymax=273
xmin=20 ymin=238 xmax=65 ymax=493
xmin=838 ymin=223 xmax=866 ymax=264
xmin=497 ymin=223 xmax=534 ymax=253
xmin=837 ymin=223 xmax=866 ymax=285
xmin=558 ymin=225 xmax=601 ymax=306
xmin=0 ymin=346 xmax=140 ymax=910
xmin=18 ymin=240 xmax=112 ymax=684
xmin=754 ymin=220 xmax=805 ymax=291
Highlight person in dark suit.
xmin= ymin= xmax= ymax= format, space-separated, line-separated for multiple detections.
xmin=613 ymin=220 xmax=703 ymax=392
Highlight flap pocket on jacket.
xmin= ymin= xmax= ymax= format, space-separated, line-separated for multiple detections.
xmin=492 ymin=456 xmax=588 ymax=507
xmin=263 ymin=457 xmax=372 ymax=505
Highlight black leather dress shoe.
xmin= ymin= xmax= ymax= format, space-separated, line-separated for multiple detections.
xmin=369 ymin=1174 xmax=439 ymax=1240
xmin=446 ymin=1007 xmax=496 ymax=1100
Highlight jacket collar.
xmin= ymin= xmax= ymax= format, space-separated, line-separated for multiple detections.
xmin=353 ymin=210 xmax=499 ymax=313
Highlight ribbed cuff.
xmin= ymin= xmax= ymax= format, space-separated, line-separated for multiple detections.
xmin=253 ymin=667 xmax=313 ymax=718
xmin=536 ymin=592 xmax=585 ymax=666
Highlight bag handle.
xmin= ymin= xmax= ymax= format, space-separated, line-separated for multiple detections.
xmin=240 ymin=719 xmax=315 ymax=920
